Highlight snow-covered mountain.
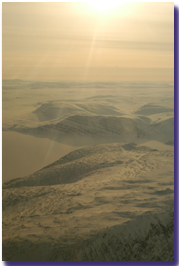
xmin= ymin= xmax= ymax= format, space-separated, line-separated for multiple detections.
xmin=33 ymin=101 xmax=123 ymax=122
xmin=3 ymin=143 xmax=157 ymax=188
xmin=10 ymin=113 xmax=173 ymax=145
xmin=134 ymin=103 xmax=173 ymax=116
xmin=2 ymin=142 xmax=174 ymax=260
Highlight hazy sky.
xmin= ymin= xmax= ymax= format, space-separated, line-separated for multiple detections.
xmin=2 ymin=2 xmax=174 ymax=82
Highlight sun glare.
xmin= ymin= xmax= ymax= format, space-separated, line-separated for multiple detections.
xmin=86 ymin=1 xmax=121 ymax=14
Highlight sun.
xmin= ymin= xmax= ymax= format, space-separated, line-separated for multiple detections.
xmin=86 ymin=1 xmax=121 ymax=14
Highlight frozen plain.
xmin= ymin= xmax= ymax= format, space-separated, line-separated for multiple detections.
xmin=2 ymin=80 xmax=174 ymax=261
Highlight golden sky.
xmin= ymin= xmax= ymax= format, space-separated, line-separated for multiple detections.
xmin=2 ymin=2 xmax=174 ymax=81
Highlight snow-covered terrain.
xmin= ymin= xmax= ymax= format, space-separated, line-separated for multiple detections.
xmin=2 ymin=80 xmax=174 ymax=261
xmin=2 ymin=143 xmax=174 ymax=260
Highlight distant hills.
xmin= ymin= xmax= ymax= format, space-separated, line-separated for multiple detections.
xmin=10 ymin=112 xmax=173 ymax=146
